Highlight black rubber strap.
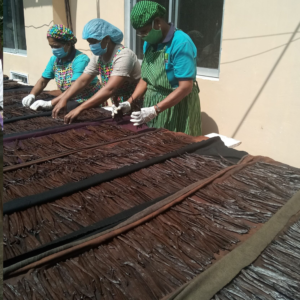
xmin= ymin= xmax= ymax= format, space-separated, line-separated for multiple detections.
xmin=3 ymin=137 xmax=247 ymax=215
xmin=3 ymin=193 xmax=173 ymax=268
xmin=4 ymin=111 xmax=52 ymax=124
xmin=3 ymin=117 xmax=112 ymax=140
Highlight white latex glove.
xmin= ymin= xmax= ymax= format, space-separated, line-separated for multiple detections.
xmin=22 ymin=94 xmax=35 ymax=107
xmin=30 ymin=100 xmax=53 ymax=111
xmin=111 ymin=101 xmax=131 ymax=118
xmin=130 ymin=106 xmax=157 ymax=126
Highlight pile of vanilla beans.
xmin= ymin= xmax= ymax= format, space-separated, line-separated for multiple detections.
xmin=3 ymin=81 xmax=24 ymax=90
xmin=3 ymin=128 xmax=193 ymax=203
xmin=3 ymin=153 xmax=231 ymax=259
xmin=3 ymin=123 xmax=139 ymax=167
xmin=4 ymin=108 xmax=112 ymax=134
xmin=3 ymin=159 xmax=300 ymax=300
xmin=212 ymin=218 xmax=300 ymax=300
xmin=3 ymin=90 xmax=112 ymax=134
xmin=4 ymin=105 xmax=48 ymax=120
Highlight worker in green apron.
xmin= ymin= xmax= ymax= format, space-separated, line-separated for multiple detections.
xmin=115 ymin=1 xmax=202 ymax=136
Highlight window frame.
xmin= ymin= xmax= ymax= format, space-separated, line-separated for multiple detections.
xmin=124 ymin=0 xmax=224 ymax=79
xmin=3 ymin=0 xmax=27 ymax=56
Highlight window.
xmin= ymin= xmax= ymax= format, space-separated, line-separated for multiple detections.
xmin=125 ymin=0 xmax=224 ymax=78
xmin=3 ymin=0 xmax=27 ymax=55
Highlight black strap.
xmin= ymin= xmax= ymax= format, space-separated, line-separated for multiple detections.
xmin=3 ymin=116 xmax=112 ymax=140
xmin=3 ymin=137 xmax=247 ymax=215
xmin=4 ymin=111 xmax=52 ymax=124
xmin=3 ymin=193 xmax=173 ymax=268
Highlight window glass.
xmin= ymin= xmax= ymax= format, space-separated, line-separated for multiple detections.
xmin=177 ymin=0 xmax=223 ymax=69
xmin=3 ymin=0 xmax=15 ymax=49
xmin=135 ymin=0 xmax=169 ymax=60
xmin=14 ymin=0 xmax=27 ymax=51
xmin=3 ymin=0 xmax=27 ymax=52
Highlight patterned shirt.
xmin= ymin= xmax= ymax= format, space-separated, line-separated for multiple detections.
xmin=42 ymin=49 xmax=98 ymax=84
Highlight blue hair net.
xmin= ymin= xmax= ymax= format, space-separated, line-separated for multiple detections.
xmin=82 ymin=19 xmax=123 ymax=43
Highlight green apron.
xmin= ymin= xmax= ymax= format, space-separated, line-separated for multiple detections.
xmin=141 ymin=45 xmax=202 ymax=136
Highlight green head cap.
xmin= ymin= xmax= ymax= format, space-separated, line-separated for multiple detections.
xmin=130 ymin=1 xmax=166 ymax=29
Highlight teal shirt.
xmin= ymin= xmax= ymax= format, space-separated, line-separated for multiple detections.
xmin=143 ymin=27 xmax=197 ymax=88
xmin=42 ymin=49 xmax=98 ymax=84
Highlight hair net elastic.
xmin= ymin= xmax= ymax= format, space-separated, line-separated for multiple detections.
xmin=82 ymin=19 xmax=123 ymax=43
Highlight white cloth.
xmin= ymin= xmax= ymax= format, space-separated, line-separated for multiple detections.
xmin=22 ymin=94 xmax=36 ymax=107
xmin=130 ymin=106 xmax=157 ymax=126
xmin=205 ymin=133 xmax=241 ymax=148
xmin=30 ymin=100 xmax=53 ymax=111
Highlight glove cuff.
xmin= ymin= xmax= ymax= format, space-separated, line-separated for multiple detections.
xmin=124 ymin=101 xmax=131 ymax=107
xmin=151 ymin=106 xmax=158 ymax=117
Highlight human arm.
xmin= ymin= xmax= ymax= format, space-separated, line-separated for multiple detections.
xmin=52 ymin=73 xmax=95 ymax=118
xmin=63 ymin=75 xmax=128 ymax=124
xmin=29 ymin=89 xmax=64 ymax=111
xmin=52 ymin=53 xmax=97 ymax=118
xmin=155 ymin=80 xmax=193 ymax=111
xmin=22 ymin=77 xmax=50 ymax=107
xmin=154 ymin=39 xmax=195 ymax=111
xmin=131 ymin=37 xmax=197 ymax=126
xmin=130 ymin=80 xmax=193 ymax=125
xmin=31 ymin=56 xmax=56 ymax=97
xmin=128 ymin=78 xmax=147 ymax=104
xmin=30 ymin=77 xmax=51 ymax=96
xmin=23 ymin=56 xmax=56 ymax=107
xmin=111 ymin=78 xmax=147 ymax=117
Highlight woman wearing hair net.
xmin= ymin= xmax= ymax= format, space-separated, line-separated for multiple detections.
xmin=52 ymin=19 xmax=141 ymax=123
xmin=117 ymin=1 xmax=202 ymax=136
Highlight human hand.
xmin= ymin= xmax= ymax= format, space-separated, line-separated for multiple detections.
xmin=130 ymin=106 xmax=157 ymax=126
xmin=64 ymin=107 xmax=83 ymax=124
xmin=22 ymin=94 xmax=35 ymax=107
xmin=111 ymin=101 xmax=131 ymax=118
xmin=52 ymin=99 xmax=67 ymax=119
xmin=30 ymin=100 xmax=53 ymax=111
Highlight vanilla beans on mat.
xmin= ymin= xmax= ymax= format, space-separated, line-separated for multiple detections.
xmin=3 ymin=130 xmax=193 ymax=202
xmin=3 ymin=161 xmax=300 ymax=299
xmin=3 ymin=154 xmax=231 ymax=260
xmin=212 ymin=217 xmax=300 ymax=300
xmin=4 ymin=105 xmax=49 ymax=120
xmin=4 ymin=108 xmax=112 ymax=134
xmin=3 ymin=123 xmax=138 ymax=167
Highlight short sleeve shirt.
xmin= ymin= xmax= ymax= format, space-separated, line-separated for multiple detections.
xmin=42 ymin=50 xmax=98 ymax=84
xmin=143 ymin=25 xmax=197 ymax=88
xmin=84 ymin=44 xmax=141 ymax=83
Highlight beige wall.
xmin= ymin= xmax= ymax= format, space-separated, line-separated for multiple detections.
xmin=52 ymin=0 xmax=67 ymax=26
xmin=67 ymin=0 xmax=125 ymax=58
xmin=197 ymin=0 xmax=300 ymax=167
xmin=4 ymin=0 xmax=57 ymax=90
xmin=4 ymin=0 xmax=299 ymax=167
xmin=3 ymin=0 xmax=125 ymax=90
